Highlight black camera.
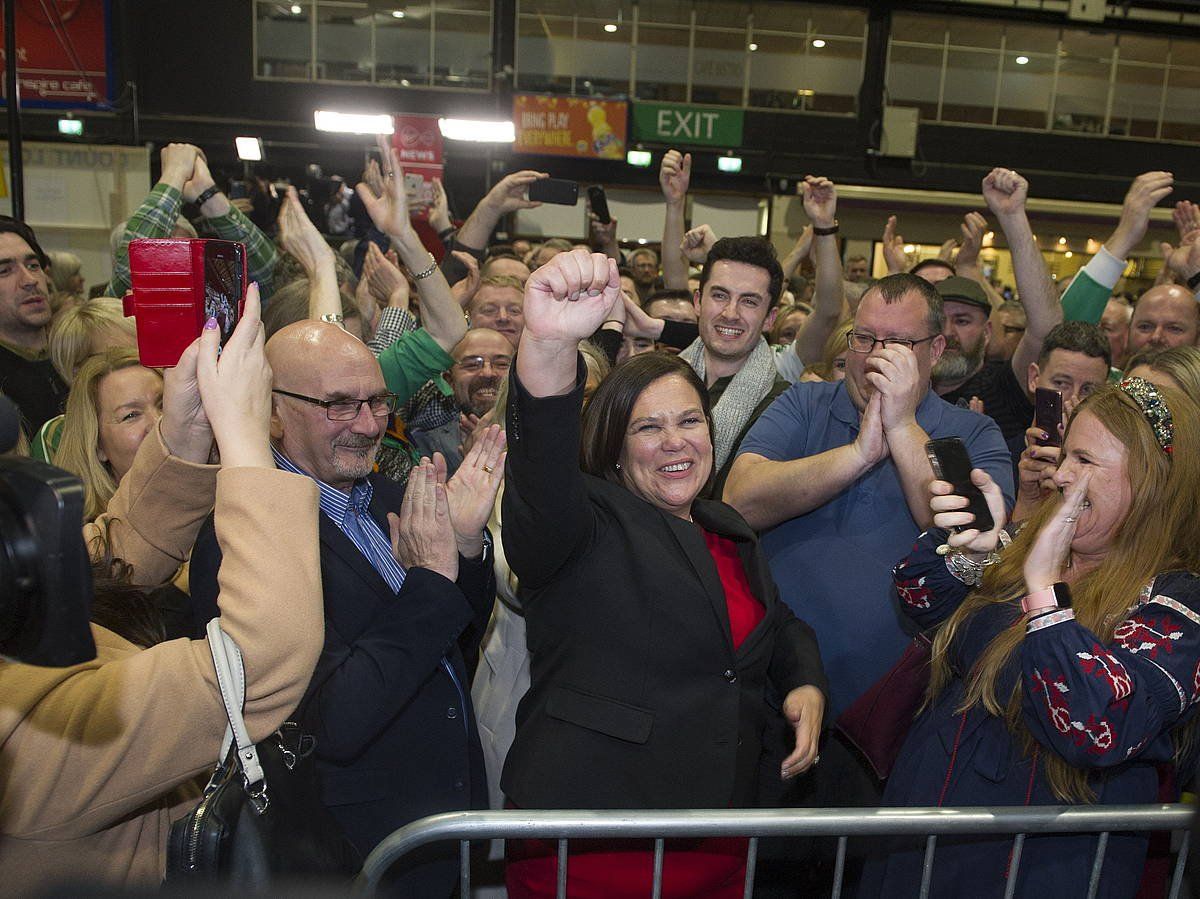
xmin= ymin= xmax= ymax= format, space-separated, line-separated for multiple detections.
xmin=0 ymin=396 xmax=96 ymax=666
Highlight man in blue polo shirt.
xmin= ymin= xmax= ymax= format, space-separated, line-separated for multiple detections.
xmin=725 ymin=273 xmax=1013 ymax=819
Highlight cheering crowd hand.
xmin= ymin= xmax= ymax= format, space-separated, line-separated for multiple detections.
xmin=1023 ymin=468 xmax=1093 ymax=590
xmin=1107 ymin=171 xmax=1174 ymax=260
xmin=882 ymin=215 xmax=907 ymax=274
xmin=659 ymin=149 xmax=692 ymax=205
xmin=588 ymin=210 xmax=619 ymax=254
xmin=159 ymin=143 xmax=201 ymax=190
xmin=864 ymin=344 xmax=924 ymax=434
xmin=363 ymin=241 xmax=410 ymax=309
xmin=788 ymin=225 xmax=813 ymax=263
xmin=851 ymin=391 xmax=888 ymax=469
xmin=443 ymin=424 xmax=507 ymax=558
xmin=523 ymin=249 xmax=622 ymax=344
xmin=429 ymin=178 xmax=452 ymax=234
xmin=1173 ymin=199 xmax=1200 ymax=241
xmin=981 ymin=167 xmax=1029 ymax=219
xmin=956 ymin=212 xmax=988 ymax=270
xmin=801 ymin=175 xmax=837 ymax=230
xmin=277 ymin=185 xmax=335 ymax=271
xmin=681 ymin=224 xmax=718 ymax=265
xmin=195 ymin=282 xmax=274 ymax=470
xmin=356 ymin=134 xmax=417 ymax=241
xmin=484 ymin=170 xmax=550 ymax=215
xmin=449 ymin=251 xmax=481 ymax=308
xmin=389 ymin=458 xmax=459 ymax=583
xmin=362 ymin=157 xmax=386 ymax=200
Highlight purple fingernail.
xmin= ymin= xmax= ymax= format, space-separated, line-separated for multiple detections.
xmin=1040 ymin=431 xmax=1049 ymax=440
xmin=203 ymin=317 xmax=218 ymax=330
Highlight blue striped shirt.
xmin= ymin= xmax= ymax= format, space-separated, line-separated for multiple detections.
xmin=272 ymin=447 xmax=406 ymax=592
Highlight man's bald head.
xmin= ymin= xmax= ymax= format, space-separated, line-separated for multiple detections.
xmin=1129 ymin=284 xmax=1200 ymax=355
xmin=266 ymin=321 xmax=389 ymax=491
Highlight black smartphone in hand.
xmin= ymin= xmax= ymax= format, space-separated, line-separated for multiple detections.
xmin=587 ymin=185 xmax=611 ymax=223
xmin=1034 ymin=387 xmax=1063 ymax=447
xmin=925 ymin=437 xmax=995 ymax=533
xmin=528 ymin=178 xmax=579 ymax=206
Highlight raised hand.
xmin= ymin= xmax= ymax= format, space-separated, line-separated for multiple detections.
xmin=659 ymin=149 xmax=692 ymax=205
xmin=1173 ymin=199 xmax=1200 ymax=241
xmin=929 ymin=469 xmax=1008 ymax=554
xmin=1023 ymin=468 xmax=1092 ymax=590
xmin=789 ymin=225 xmax=813 ymax=263
xmin=364 ymin=240 xmax=409 ymax=309
xmin=195 ymin=282 xmax=274 ymax=469
xmin=443 ymin=424 xmax=507 ymax=558
xmin=982 ymin=167 xmax=1029 ymax=219
xmin=159 ymin=143 xmax=200 ymax=191
xmin=356 ymin=134 xmax=417 ymax=240
xmin=429 ymin=177 xmax=452 ymax=234
xmin=362 ymin=157 xmax=385 ymax=200
xmin=1108 ymin=171 xmax=1174 ymax=260
xmin=389 ymin=458 xmax=459 ymax=582
xmin=801 ymin=175 xmax=837 ymax=230
xmin=485 ymin=169 xmax=550 ymax=215
xmin=588 ymin=210 xmax=619 ymax=255
xmin=1165 ymin=231 xmax=1200 ymax=283
xmin=681 ymin=224 xmax=717 ymax=264
xmin=523 ymin=249 xmax=622 ymax=344
xmin=449 ymin=250 xmax=481 ymax=308
xmin=882 ymin=215 xmax=907 ymax=274
xmin=956 ymin=211 xmax=988 ymax=270
xmin=182 ymin=152 xmax=220 ymax=207
xmin=277 ymin=185 xmax=334 ymax=273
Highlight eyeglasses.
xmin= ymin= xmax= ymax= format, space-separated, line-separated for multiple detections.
xmin=455 ymin=355 xmax=512 ymax=373
xmin=272 ymin=388 xmax=400 ymax=421
xmin=847 ymin=331 xmax=939 ymax=354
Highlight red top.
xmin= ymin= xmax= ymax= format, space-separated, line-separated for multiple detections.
xmin=701 ymin=529 xmax=765 ymax=649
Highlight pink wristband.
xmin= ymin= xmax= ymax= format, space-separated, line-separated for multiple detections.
xmin=1021 ymin=586 xmax=1058 ymax=616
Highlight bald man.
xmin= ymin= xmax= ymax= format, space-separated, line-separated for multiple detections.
xmin=190 ymin=321 xmax=495 ymax=894
xmin=1128 ymin=283 xmax=1199 ymax=355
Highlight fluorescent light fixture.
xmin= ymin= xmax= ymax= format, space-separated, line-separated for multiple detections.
xmin=392 ymin=9 xmax=405 ymax=17
xmin=438 ymin=118 xmax=515 ymax=142
xmin=604 ymin=23 xmax=617 ymax=32
xmin=235 ymin=136 xmax=264 ymax=161
xmin=57 ymin=117 xmax=83 ymax=136
xmin=717 ymin=155 xmax=743 ymax=173
xmin=748 ymin=42 xmax=758 ymax=51
xmin=811 ymin=38 xmax=826 ymax=48
xmin=626 ymin=149 xmax=652 ymax=167
xmin=1015 ymin=55 xmax=1029 ymax=65
xmin=314 ymin=110 xmax=395 ymax=134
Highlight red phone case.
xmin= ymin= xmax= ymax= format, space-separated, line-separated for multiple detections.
xmin=123 ymin=239 xmax=247 ymax=368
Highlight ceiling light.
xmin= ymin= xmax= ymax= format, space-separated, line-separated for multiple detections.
xmin=1015 ymin=55 xmax=1029 ymax=65
xmin=1058 ymin=236 xmax=1067 ymax=245
xmin=438 ymin=118 xmax=516 ymax=142
xmin=290 ymin=4 xmax=302 ymax=13
xmin=1064 ymin=251 xmax=1073 ymax=258
xmin=314 ymin=110 xmax=395 ymax=134
xmin=718 ymin=154 xmax=742 ymax=173
xmin=903 ymin=244 xmax=915 ymax=253
xmin=235 ymin=136 xmax=264 ymax=161
xmin=748 ymin=42 xmax=758 ymax=52
xmin=627 ymin=149 xmax=652 ymax=167
xmin=604 ymin=23 xmax=617 ymax=32
xmin=812 ymin=39 xmax=826 ymax=49
xmin=392 ymin=9 xmax=405 ymax=17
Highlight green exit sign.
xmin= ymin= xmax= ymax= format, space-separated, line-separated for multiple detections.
xmin=632 ymin=102 xmax=744 ymax=147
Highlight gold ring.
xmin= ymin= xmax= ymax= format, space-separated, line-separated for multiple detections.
xmin=482 ymin=465 xmax=494 ymax=474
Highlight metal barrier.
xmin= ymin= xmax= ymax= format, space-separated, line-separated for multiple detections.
xmin=356 ymin=804 xmax=1194 ymax=898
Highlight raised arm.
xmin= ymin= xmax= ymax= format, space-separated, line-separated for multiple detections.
xmin=794 ymin=176 xmax=845 ymax=366
xmin=882 ymin=215 xmax=908 ymax=274
xmin=954 ymin=211 xmax=1005 ymax=310
xmin=357 ymin=135 xmax=466 ymax=352
xmin=276 ymin=185 xmax=342 ymax=324
xmin=982 ymin=169 xmax=1062 ymax=387
xmin=455 ymin=169 xmax=549 ymax=253
xmin=660 ymin=149 xmax=692 ymax=289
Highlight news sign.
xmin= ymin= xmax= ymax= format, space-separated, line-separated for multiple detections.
xmin=0 ymin=0 xmax=113 ymax=109
xmin=513 ymin=94 xmax=626 ymax=160
xmin=392 ymin=113 xmax=444 ymax=219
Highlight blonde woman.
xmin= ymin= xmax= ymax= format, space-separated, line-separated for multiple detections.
xmin=863 ymin=379 xmax=1200 ymax=898
xmin=46 ymin=250 xmax=86 ymax=310
xmin=1125 ymin=344 xmax=1200 ymax=401
xmin=798 ymin=319 xmax=852 ymax=383
xmin=54 ymin=347 xmax=163 ymax=521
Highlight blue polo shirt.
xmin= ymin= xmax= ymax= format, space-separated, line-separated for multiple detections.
xmin=737 ymin=380 xmax=1015 ymax=717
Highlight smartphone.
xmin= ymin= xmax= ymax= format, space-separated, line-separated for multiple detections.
xmin=925 ymin=437 xmax=995 ymax=533
xmin=123 ymin=238 xmax=247 ymax=368
xmin=1034 ymin=387 xmax=1063 ymax=447
xmin=587 ymin=185 xmax=611 ymax=224
xmin=528 ymin=178 xmax=579 ymax=206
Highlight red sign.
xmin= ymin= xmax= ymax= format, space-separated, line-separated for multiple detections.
xmin=0 ymin=0 xmax=111 ymax=108
xmin=392 ymin=114 xmax=443 ymax=220
xmin=513 ymin=94 xmax=627 ymax=160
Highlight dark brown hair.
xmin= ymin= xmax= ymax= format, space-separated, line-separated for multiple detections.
xmin=580 ymin=353 xmax=712 ymax=484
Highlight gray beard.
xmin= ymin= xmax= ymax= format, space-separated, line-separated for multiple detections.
xmin=933 ymin=341 xmax=986 ymax=386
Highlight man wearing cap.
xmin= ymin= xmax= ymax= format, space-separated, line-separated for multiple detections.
xmin=931 ymin=168 xmax=1062 ymax=445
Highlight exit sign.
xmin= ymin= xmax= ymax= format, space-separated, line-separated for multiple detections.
xmin=632 ymin=102 xmax=744 ymax=147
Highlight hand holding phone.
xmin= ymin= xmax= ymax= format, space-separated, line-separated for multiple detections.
xmin=528 ymin=178 xmax=579 ymax=206
xmin=1033 ymin=387 xmax=1064 ymax=447
xmin=587 ymin=185 xmax=611 ymax=224
xmin=926 ymin=437 xmax=995 ymax=534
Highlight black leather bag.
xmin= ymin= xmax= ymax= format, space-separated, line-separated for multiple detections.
xmin=164 ymin=620 xmax=360 ymax=886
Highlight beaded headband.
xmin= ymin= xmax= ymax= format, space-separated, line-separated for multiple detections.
xmin=1118 ymin=376 xmax=1174 ymax=456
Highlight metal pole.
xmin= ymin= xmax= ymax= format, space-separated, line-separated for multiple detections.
xmin=4 ymin=0 xmax=23 ymax=220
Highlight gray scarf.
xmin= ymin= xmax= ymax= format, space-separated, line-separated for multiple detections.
xmin=679 ymin=336 xmax=778 ymax=471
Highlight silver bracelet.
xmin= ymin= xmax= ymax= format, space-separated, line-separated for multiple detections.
xmin=412 ymin=253 xmax=438 ymax=280
xmin=942 ymin=530 xmax=1012 ymax=586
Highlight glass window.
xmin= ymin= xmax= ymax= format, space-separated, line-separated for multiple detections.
xmin=1117 ymin=33 xmax=1168 ymax=64
xmin=637 ymin=0 xmax=693 ymax=27
xmin=691 ymin=26 xmax=748 ymax=105
xmin=891 ymin=13 xmax=946 ymax=47
xmin=941 ymin=49 xmax=998 ymax=125
xmin=433 ymin=11 xmax=492 ymax=89
xmin=376 ymin=11 xmax=430 ymax=86
xmin=694 ymin=0 xmax=751 ymax=32
xmin=747 ymin=31 xmax=809 ymax=110
xmin=995 ymin=50 xmax=1054 ymax=129
xmin=801 ymin=36 xmax=862 ymax=113
xmin=1001 ymin=23 xmax=1058 ymax=57
xmin=315 ymin=2 xmax=372 ymax=83
xmin=1052 ymin=30 xmax=1113 ymax=134
xmin=516 ymin=14 xmax=574 ymax=93
xmin=1110 ymin=63 xmax=1165 ymax=139
xmin=256 ymin=1 xmax=312 ymax=79
xmin=886 ymin=42 xmax=943 ymax=121
xmin=635 ymin=25 xmax=690 ymax=102
xmin=1169 ymin=37 xmax=1200 ymax=69
xmin=1162 ymin=66 xmax=1200 ymax=144
xmin=576 ymin=20 xmax=631 ymax=97
xmin=947 ymin=17 xmax=1002 ymax=50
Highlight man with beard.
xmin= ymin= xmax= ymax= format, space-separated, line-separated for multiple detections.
xmin=931 ymin=168 xmax=1062 ymax=445
xmin=410 ymin=327 xmax=511 ymax=474
xmin=189 ymin=321 xmax=499 ymax=895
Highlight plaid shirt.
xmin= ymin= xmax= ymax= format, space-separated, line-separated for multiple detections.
xmin=105 ymin=183 xmax=278 ymax=299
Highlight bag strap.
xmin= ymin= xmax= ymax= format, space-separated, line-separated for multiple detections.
xmin=205 ymin=618 xmax=267 ymax=803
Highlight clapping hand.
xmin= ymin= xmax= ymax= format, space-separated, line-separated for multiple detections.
xmin=356 ymin=134 xmax=416 ymax=240
xmin=277 ymin=185 xmax=334 ymax=273
xmin=443 ymin=424 xmax=507 ymax=559
xmin=389 ymin=457 xmax=459 ymax=583
xmin=363 ymin=241 xmax=410 ymax=309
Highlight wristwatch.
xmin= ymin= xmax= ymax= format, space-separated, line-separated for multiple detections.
xmin=1021 ymin=582 xmax=1072 ymax=615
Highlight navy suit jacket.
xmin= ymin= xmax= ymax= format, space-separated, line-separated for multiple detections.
xmin=189 ymin=473 xmax=492 ymax=888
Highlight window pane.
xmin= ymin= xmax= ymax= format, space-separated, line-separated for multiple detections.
xmin=1002 ymin=23 xmax=1058 ymax=57
xmin=891 ymin=13 xmax=946 ymax=46
xmin=377 ymin=11 xmax=430 ymax=85
xmin=1168 ymin=38 xmax=1200 ymax=69
xmin=1110 ymin=63 xmax=1164 ymax=138
xmin=1052 ymin=33 xmax=1112 ymax=134
xmin=575 ymin=21 xmax=631 ymax=97
xmin=941 ymin=49 xmax=998 ymax=124
xmin=256 ymin=1 xmax=311 ymax=78
xmin=515 ymin=15 xmax=573 ymax=93
xmin=692 ymin=26 xmax=747 ymax=105
xmin=996 ymin=51 xmax=1053 ymax=129
xmin=433 ymin=11 xmax=491 ymax=89
xmin=1162 ymin=66 xmax=1200 ymax=143
xmin=694 ymin=0 xmax=751 ymax=32
xmin=638 ymin=0 xmax=693 ymax=27
xmin=316 ymin=2 xmax=372 ymax=82
xmin=635 ymin=25 xmax=690 ymax=101
xmin=1117 ymin=33 xmax=1168 ymax=64
xmin=947 ymin=17 xmax=1002 ymax=50
xmin=803 ymin=36 xmax=862 ymax=113
xmin=886 ymin=43 xmax=943 ymax=121
xmin=747 ymin=31 xmax=808 ymax=109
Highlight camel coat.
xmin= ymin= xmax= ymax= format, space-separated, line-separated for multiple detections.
xmin=0 ymin=427 xmax=324 ymax=892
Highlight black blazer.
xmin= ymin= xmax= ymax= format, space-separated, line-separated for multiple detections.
xmin=190 ymin=473 xmax=494 ymax=871
xmin=501 ymin=359 xmax=828 ymax=811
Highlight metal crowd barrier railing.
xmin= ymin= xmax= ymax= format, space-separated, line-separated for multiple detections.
xmin=356 ymin=804 xmax=1194 ymax=899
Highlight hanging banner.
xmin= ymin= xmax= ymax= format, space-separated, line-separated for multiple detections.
xmin=0 ymin=0 xmax=113 ymax=109
xmin=392 ymin=113 xmax=444 ymax=218
xmin=513 ymin=94 xmax=626 ymax=160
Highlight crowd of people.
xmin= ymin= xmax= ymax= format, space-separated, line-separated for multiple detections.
xmin=1 ymin=133 xmax=1200 ymax=898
